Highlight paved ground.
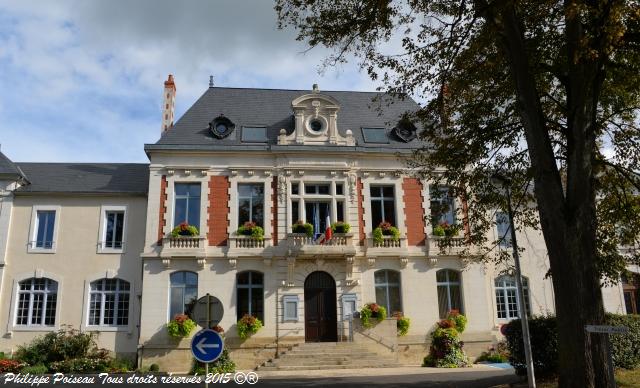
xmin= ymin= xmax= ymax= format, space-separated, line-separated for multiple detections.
xmin=1 ymin=365 xmax=521 ymax=387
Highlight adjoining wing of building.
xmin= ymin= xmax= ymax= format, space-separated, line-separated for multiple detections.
xmin=0 ymin=76 xmax=633 ymax=372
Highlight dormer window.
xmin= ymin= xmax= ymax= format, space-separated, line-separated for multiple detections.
xmin=209 ymin=116 xmax=235 ymax=139
xmin=242 ymin=126 xmax=267 ymax=142
xmin=362 ymin=127 xmax=389 ymax=144
xmin=309 ymin=119 xmax=323 ymax=132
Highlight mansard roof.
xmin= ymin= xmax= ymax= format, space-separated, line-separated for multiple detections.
xmin=0 ymin=150 xmax=24 ymax=178
xmin=14 ymin=163 xmax=149 ymax=195
xmin=147 ymin=86 xmax=425 ymax=153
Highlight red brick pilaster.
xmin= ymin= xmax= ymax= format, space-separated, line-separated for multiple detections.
xmin=357 ymin=177 xmax=365 ymax=246
xmin=402 ymin=178 xmax=426 ymax=246
xmin=208 ymin=176 xmax=230 ymax=247
xmin=271 ymin=176 xmax=278 ymax=246
xmin=156 ymin=175 xmax=167 ymax=245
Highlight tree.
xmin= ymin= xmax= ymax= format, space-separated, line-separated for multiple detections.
xmin=276 ymin=1 xmax=640 ymax=387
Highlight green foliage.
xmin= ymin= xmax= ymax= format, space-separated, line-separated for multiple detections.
xmin=107 ymin=358 xmax=135 ymax=373
xmin=396 ymin=315 xmax=410 ymax=336
xmin=171 ymin=222 xmax=199 ymax=237
xmin=360 ymin=303 xmax=387 ymax=328
xmin=331 ymin=221 xmax=351 ymax=234
xmin=236 ymin=221 xmax=265 ymax=240
xmin=236 ymin=314 xmax=263 ymax=340
xmin=148 ymin=363 xmax=160 ymax=372
xmin=49 ymin=358 xmax=110 ymax=373
xmin=423 ymin=312 xmax=469 ymax=368
xmin=20 ymin=364 xmax=48 ymax=374
xmin=607 ymin=314 xmax=640 ymax=369
xmin=475 ymin=342 xmax=510 ymax=364
xmin=372 ymin=222 xmax=400 ymax=244
xmin=190 ymin=349 xmax=236 ymax=374
xmin=292 ymin=221 xmax=314 ymax=237
xmin=167 ymin=314 xmax=196 ymax=338
xmin=432 ymin=225 xmax=445 ymax=237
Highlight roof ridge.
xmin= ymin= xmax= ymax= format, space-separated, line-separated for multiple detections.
xmin=207 ymin=86 xmax=384 ymax=94
xmin=15 ymin=162 xmax=149 ymax=165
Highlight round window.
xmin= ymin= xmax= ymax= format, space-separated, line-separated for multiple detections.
xmin=309 ymin=119 xmax=323 ymax=132
xmin=215 ymin=123 xmax=228 ymax=134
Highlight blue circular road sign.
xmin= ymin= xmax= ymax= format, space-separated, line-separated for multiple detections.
xmin=191 ymin=329 xmax=224 ymax=363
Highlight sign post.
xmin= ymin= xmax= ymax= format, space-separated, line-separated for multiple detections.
xmin=585 ymin=325 xmax=629 ymax=388
xmin=190 ymin=294 xmax=225 ymax=388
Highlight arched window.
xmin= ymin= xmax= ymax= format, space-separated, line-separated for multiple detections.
xmin=170 ymin=271 xmax=198 ymax=319
xmin=16 ymin=277 xmax=58 ymax=326
xmin=374 ymin=270 xmax=402 ymax=314
xmin=436 ymin=269 xmax=463 ymax=318
xmin=88 ymin=278 xmax=130 ymax=326
xmin=495 ymin=275 xmax=530 ymax=319
xmin=622 ymin=272 xmax=640 ymax=315
xmin=237 ymin=271 xmax=264 ymax=321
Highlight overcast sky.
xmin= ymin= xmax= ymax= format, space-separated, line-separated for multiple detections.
xmin=0 ymin=1 xmax=378 ymax=163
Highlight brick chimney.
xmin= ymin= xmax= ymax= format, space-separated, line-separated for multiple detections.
xmin=161 ymin=74 xmax=176 ymax=132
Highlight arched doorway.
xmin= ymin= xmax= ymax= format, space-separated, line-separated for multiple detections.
xmin=304 ymin=271 xmax=337 ymax=342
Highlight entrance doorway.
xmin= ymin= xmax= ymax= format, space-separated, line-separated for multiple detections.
xmin=304 ymin=271 xmax=337 ymax=342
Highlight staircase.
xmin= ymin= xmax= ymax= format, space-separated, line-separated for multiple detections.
xmin=256 ymin=342 xmax=400 ymax=371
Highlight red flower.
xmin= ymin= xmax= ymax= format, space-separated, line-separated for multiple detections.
xmin=378 ymin=221 xmax=393 ymax=230
xmin=368 ymin=303 xmax=380 ymax=313
xmin=243 ymin=221 xmax=257 ymax=229
xmin=212 ymin=325 xmax=225 ymax=333
xmin=173 ymin=314 xmax=189 ymax=324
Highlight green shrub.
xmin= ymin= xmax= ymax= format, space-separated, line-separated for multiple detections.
xmin=167 ymin=314 xmax=196 ymax=338
xmin=292 ymin=221 xmax=314 ymax=237
xmin=475 ymin=342 xmax=510 ymax=363
xmin=372 ymin=221 xmax=400 ymax=244
xmin=237 ymin=314 xmax=262 ymax=339
xmin=432 ymin=225 xmax=445 ymax=236
xmin=360 ymin=303 xmax=387 ymax=328
xmin=396 ymin=316 xmax=411 ymax=336
xmin=49 ymin=358 xmax=110 ymax=373
xmin=171 ymin=222 xmax=199 ymax=237
xmin=236 ymin=221 xmax=264 ymax=240
xmin=20 ymin=364 xmax=48 ymax=374
xmin=149 ymin=363 xmax=160 ymax=372
xmin=331 ymin=222 xmax=351 ymax=234
xmin=108 ymin=358 xmax=134 ymax=373
xmin=504 ymin=314 xmax=640 ymax=375
xmin=423 ymin=311 xmax=469 ymax=368
xmin=190 ymin=349 xmax=236 ymax=374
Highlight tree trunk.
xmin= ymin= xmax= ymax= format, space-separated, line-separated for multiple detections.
xmin=488 ymin=2 xmax=613 ymax=387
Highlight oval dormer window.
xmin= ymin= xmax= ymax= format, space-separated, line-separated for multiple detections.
xmin=209 ymin=116 xmax=235 ymax=139
xmin=309 ymin=119 xmax=323 ymax=132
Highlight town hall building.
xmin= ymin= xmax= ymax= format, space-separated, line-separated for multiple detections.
xmin=0 ymin=75 xmax=633 ymax=371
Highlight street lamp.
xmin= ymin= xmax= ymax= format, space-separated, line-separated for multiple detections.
xmin=490 ymin=173 xmax=536 ymax=388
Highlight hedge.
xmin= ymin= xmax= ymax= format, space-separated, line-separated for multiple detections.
xmin=503 ymin=314 xmax=640 ymax=377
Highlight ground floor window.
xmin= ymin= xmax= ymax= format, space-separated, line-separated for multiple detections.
xmin=622 ymin=272 xmax=640 ymax=315
xmin=495 ymin=275 xmax=530 ymax=319
xmin=374 ymin=269 xmax=402 ymax=314
xmin=16 ymin=277 xmax=58 ymax=326
xmin=89 ymin=278 xmax=130 ymax=326
xmin=436 ymin=269 xmax=463 ymax=318
xmin=170 ymin=271 xmax=197 ymax=319
xmin=237 ymin=271 xmax=264 ymax=322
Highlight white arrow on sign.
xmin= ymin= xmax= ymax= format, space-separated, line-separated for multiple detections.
xmin=196 ymin=337 xmax=220 ymax=354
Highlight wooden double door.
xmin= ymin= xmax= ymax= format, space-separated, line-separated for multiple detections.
xmin=304 ymin=271 xmax=338 ymax=342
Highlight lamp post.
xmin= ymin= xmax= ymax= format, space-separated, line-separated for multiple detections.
xmin=491 ymin=173 xmax=536 ymax=388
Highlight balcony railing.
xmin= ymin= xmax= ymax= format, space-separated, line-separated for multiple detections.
xmin=165 ymin=236 xmax=204 ymax=248
xmin=286 ymin=233 xmax=356 ymax=258
xmin=230 ymin=235 xmax=266 ymax=249
xmin=160 ymin=236 xmax=207 ymax=259
xmin=429 ymin=236 xmax=470 ymax=256
xmin=372 ymin=235 xmax=402 ymax=248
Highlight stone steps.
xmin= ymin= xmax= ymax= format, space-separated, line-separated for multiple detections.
xmin=256 ymin=341 xmax=399 ymax=371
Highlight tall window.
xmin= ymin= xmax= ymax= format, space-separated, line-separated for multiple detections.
xmin=370 ymin=186 xmax=396 ymax=227
xmin=496 ymin=212 xmax=512 ymax=247
xmin=430 ymin=186 xmax=455 ymax=226
xmin=104 ymin=211 xmax=125 ymax=249
xmin=174 ymin=183 xmax=201 ymax=227
xmin=436 ymin=269 xmax=463 ymax=318
xmin=35 ymin=210 xmax=56 ymax=249
xmin=374 ymin=270 xmax=402 ymax=314
xmin=622 ymin=273 xmax=640 ymax=315
xmin=237 ymin=271 xmax=264 ymax=321
xmin=16 ymin=278 xmax=58 ymax=326
xmin=169 ymin=271 xmax=198 ymax=319
xmin=495 ymin=276 xmax=530 ymax=319
xmin=238 ymin=184 xmax=264 ymax=227
xmin=88 ymin=278 xmax=130 ymax=326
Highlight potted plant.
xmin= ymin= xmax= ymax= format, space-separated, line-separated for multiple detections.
xmin=167 ymin=314 xmax=196 ymax=338
xmin=433 ymin=221 xmax=460 ymax=237
xmin=422 ymin=310 xmax=469 ymax=368
xmin=393 ymin=312 xmax=411 ymax=336
xmin=292 ymin=220 xmax=314 ymax=237
xmin=372 ymin=221 xmax=400 ymax=244
xmin=331 ymin=221 xmax=351 ymax=234
xmin=171 ymin=222 xmax=199 ymax=237
xmin=236 ymin=221 xmax=264 ymax=240
xmin=236 ymin=314 xmax=263 ymax=339
xmin=360 ymin=302 xmax=387 ymax=328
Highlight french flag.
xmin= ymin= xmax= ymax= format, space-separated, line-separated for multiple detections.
xmin=319 ymin=215 xmax=332 ymax=244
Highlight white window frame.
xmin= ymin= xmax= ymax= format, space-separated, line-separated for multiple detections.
xmin=282 ymin=294 xmax=299 ymax=322
xmin=494 ymin=275 xmax=530 ymax=320
xmin=361 ymin=177 xmax=406 ymax=237
xmin=97 ymin=205 xmax=127 ymax=253
xmin=369 ymin=184 xmax=397 ymax=227
xmin=429 ymin=185 xmax=457 ymax=230
xmin=28 ymin=205 xmax=61 ymax=253
xmin=374 ymin=269 xmax=403 ymax=314
xmin=11 ymin=272 xmax=62 ymax=331
xmin=495 ymin=211 xmax=513 ymax=248
xmin=86 ymin=278 xmax=131 ymax=328
xmin=237 ymin=182 xmax=266 ymax=227
xmin=228 ymin=173 xmax=273 ymax=241
xmin=288 ymin=180 xmax=347 ymax=231
xmin=436 ymin=269 xmax=464 ymax=318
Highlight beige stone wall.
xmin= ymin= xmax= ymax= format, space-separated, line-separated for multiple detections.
xmin=0 ymin=194 xmax=147 ymax=357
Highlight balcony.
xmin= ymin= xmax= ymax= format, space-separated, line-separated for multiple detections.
xmin=160 ymin=236 xmax=207 ymax=258
xmin=365 ymin=236 xmax=409 ymax=257
xmin=286 ymin=233 xmax=356 ymax=258
xmin=428 ymin=236 xmax=470 ymax=256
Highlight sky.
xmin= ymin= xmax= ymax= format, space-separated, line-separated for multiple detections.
xmin=0 ymin=1 xmax=379 ymax=163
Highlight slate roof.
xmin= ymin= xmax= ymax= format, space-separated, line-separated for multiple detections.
xmin=0 ymin=151 xmax=23 ymax=177
xmin=146 ymin=87 xmax=425 ymax=153
xmin=14 ymin=163 xmax=149 ymax=195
